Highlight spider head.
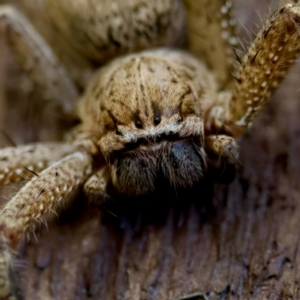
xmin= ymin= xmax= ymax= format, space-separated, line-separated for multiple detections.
xmin=80 ymin=50 xmax=217 ymax=196
xmin=102 ymin=116 xmax=206 ymax=196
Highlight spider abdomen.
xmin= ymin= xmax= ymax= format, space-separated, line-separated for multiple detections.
xmin=44 ymin=0 xmax=185 ymax=63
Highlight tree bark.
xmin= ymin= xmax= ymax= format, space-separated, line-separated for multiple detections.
xmin=2 ymin=0 xmax=300 ymax=299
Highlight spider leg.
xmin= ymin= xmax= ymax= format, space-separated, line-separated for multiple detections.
xmin=205 ymin=135 xmax=238 ymax=163
xmin=227 ymin=4 xmax=300 ymax=134
xmin=205 ymin=134 xmax=239 ymax=183
xmin=280 ymin=0 xmax=299 ymax=5
xmin=0 ymin=150 xmax=93 ymax=299
xmin=0 ymin=5 xmax=79 ymax=119
xmin=0 ymin=143 xmax=79 ymax=185
xmin=83 ymin=166 xmax=113 ymax=205
xmin=183 ymin=0 xmax=238 ymax=87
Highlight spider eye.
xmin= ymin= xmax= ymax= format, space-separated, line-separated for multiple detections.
xmin=177 ymin=116 xmax=183 ymax=123
xmin=135 ymin=120 xmax=143 ymax=128
xmin=154 ymin=117 xmax=161 ymax=125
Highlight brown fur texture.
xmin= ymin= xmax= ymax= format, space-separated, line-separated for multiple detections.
xmin=0 ymin=0 xmax=300 ymax=299
xmin=79 ymin=50 xmax=215 ymax=195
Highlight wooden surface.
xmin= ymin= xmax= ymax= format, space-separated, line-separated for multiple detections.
xmin=2 ymin=0 xmax=300 ymax=299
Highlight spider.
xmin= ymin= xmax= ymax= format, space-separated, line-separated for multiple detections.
xmin=0 ymin=0 xmax=300 ymax=299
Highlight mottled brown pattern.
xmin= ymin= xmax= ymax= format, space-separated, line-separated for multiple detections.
xmin=0 ymin=143 xmax=78 ymax=185
xmin=0 ymin=151 xmax=92 ymax=246
xmin=1 ymin=0 xmax=300 ymax=299
xmin=230 ymin=4 xmax=300 ymax=127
